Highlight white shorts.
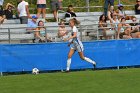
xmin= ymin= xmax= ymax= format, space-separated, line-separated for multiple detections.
xmin=70 ymin=44 xmax=84 ymax=52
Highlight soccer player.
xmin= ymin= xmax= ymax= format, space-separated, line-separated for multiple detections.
xmin=65 ymin=18 xmax=96 ymax=72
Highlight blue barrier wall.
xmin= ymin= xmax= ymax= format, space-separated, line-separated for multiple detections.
xmin=0 ymin=39 xmax=140 ymax=72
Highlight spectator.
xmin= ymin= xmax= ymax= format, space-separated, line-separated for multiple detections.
xmin=117 ymin=18 xmax=132 ymax=39
xmin=65 ymin=5 xmax=76 ymax=18
xmin=27 ymin=15 xmax=38 ymax=31
xmin=0 ymin=6 xmax=5 ymax=24
xmin=50 ymin=0 xmax=63 ymax=21
xmin=34 ymin=20 xmax=52 ymax=43
xmin=135 ymin=0 xmax=140 ymax=14
xmin=104 ymin=0 xmax=114 ymax=17
xmin=0 ymin=0 xmax=4 ymax=7
xmin=110 ymin=14 xmax=119 ymax=32
xmin=107 ymin=6 xmax=117 ymax=22
xmin=37 ymin=0 xmax=46 ymax=18
xmin=98 ymin=14 xmax=109 ymax=39
xmin=116 ymin=4 xmax=132 ymax=20
xmin=4 ymin=3 xmax=15 ymax=19
xmin=129 ymin=17 xmax=140 ymax=38
xmin=116 ymin=4 xmax=125 ymax=20
xmin=17 ymin=0 xmax=31 ymax=24
xmin=58 ymin=20 xmax=69 ymax=40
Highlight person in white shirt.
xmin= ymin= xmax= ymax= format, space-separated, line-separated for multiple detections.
xmin=0 ymin=0 xmax=4 ymax=6
xmin=64 ymin=18 xmax=96 ymax=72
xmin=0 ymin=0 xmax=4 ymax=13
xmin=17 ymin=0 xmax=31 ymax=24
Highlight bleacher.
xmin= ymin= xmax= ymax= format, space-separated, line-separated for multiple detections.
xmin=0 ymin=10 xmax=139 ymax=44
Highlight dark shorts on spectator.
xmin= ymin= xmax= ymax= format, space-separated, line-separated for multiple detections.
xmin=37 ymin=4 xmax=46 ymax=8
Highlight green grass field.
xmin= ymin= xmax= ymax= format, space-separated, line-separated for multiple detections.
xmin=0 ymin=68 xmax=140 ymax=93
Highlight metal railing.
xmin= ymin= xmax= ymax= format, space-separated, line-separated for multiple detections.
xmin=1 ymin=20 xmax=140 ymax=44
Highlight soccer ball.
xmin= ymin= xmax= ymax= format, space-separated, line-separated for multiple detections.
xmin=32 ymin=68 xmax=39 ymax=74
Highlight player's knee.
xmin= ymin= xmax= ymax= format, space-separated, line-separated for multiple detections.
xmin=68 ymin=55 xmax=71 ymax=59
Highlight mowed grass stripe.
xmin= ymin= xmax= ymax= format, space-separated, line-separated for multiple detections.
xmin=0 ymin=68 xmax=140 ymax=93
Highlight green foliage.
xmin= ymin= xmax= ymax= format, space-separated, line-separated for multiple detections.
xmin=3 ymin=0 xmax=136 ymax=13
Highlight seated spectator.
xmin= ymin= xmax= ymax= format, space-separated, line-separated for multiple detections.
xmin=4 ymin=3 xmax=15 ymax=19
xmin=130 ymin=17 xmax=139 ymax=33
xmin=107 ymin=6 xmax=117 ymax=21
xmin=135 ymin=0 xmax=140 ymax=15
xmin=0 ymin=7 xmax=5 ymax=24
xmin=110 ymin=14 xmax=119 ymax=32
xmin=34 ymin=20 xmax=52 ymax=43
xmin=116 ymin=4 xmax=132 ymax=20
xmin=117 ymin=17 xmax=132 ymax=39
xmin=27 ymin=15 xmax=38 ymax=31
xmin=65 ymin=5 xmax=76 ymax=18
xmin=129 ymin=17 xmax=140 ymax=38
xmin=58 ymin=20 xmax=69 ymax=40
xmin=98 ymin=14 xmax=109 ymax=40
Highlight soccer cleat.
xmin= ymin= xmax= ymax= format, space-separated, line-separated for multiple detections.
xmin=93 ymin=63 xmax=96 ymax=70
xmin=63 ymin=70 xmax=70 ymax=73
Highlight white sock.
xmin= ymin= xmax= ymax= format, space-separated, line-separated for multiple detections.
xmin=84 ymin=57 xmax=96 ymax=64
xmin=66 ymin=58 xmax=71 ymax=71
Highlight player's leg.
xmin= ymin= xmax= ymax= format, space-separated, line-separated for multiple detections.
xmin=78 ymin=52 xmax=96 ymax=65
xmin=66 ymin=48 xmax=75 ymax=71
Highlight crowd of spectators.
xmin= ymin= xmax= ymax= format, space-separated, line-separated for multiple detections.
xmin=0 ymin=0 xmax=140 ymax=42
xmin=99 ymin=0 xmax=140 ymax=40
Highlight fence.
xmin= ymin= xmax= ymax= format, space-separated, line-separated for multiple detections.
xmin=0 ymin=39 xmax=140 ymax=75
xmin=1 ymin=21 xmax=140 ymax=44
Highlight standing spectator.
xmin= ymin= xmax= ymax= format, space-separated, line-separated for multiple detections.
xmin=135 ymin=0 xmax=140 ymax=15
xmin=0 ymin=0 xmax=4 ymax=7
xmin=50 ymin=0 xmax=63 ymax=21
xmin=65 ymin=5 xmax=76 ymax=18
xmin=17 ymin=0 xmax=31 ymax=24
xmin=104 ymin=0 xmax=114 ymax=17
xmin=4 ymin=3 xmax=15 ymax=19
xmin=37 ymin=0 xmax=46 ymax=18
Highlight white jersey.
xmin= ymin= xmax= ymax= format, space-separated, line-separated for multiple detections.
xmin=18 ymin=1 xmax=29 ymax=17
xmin=70 ymin=26 xmax=84 ymax=52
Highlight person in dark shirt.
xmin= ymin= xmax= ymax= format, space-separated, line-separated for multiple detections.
xmin=130 ymin=17 xmax=139 ymax=33
xmin=135 ymin=0 xmax=140 ymax=14
xmin=0 ymin=6 xmax=5 ymax=24
xmin=65 ymin=5 xmax=76 ymax=18
xmin=4 ymin=5 xmax=14 ymax=19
